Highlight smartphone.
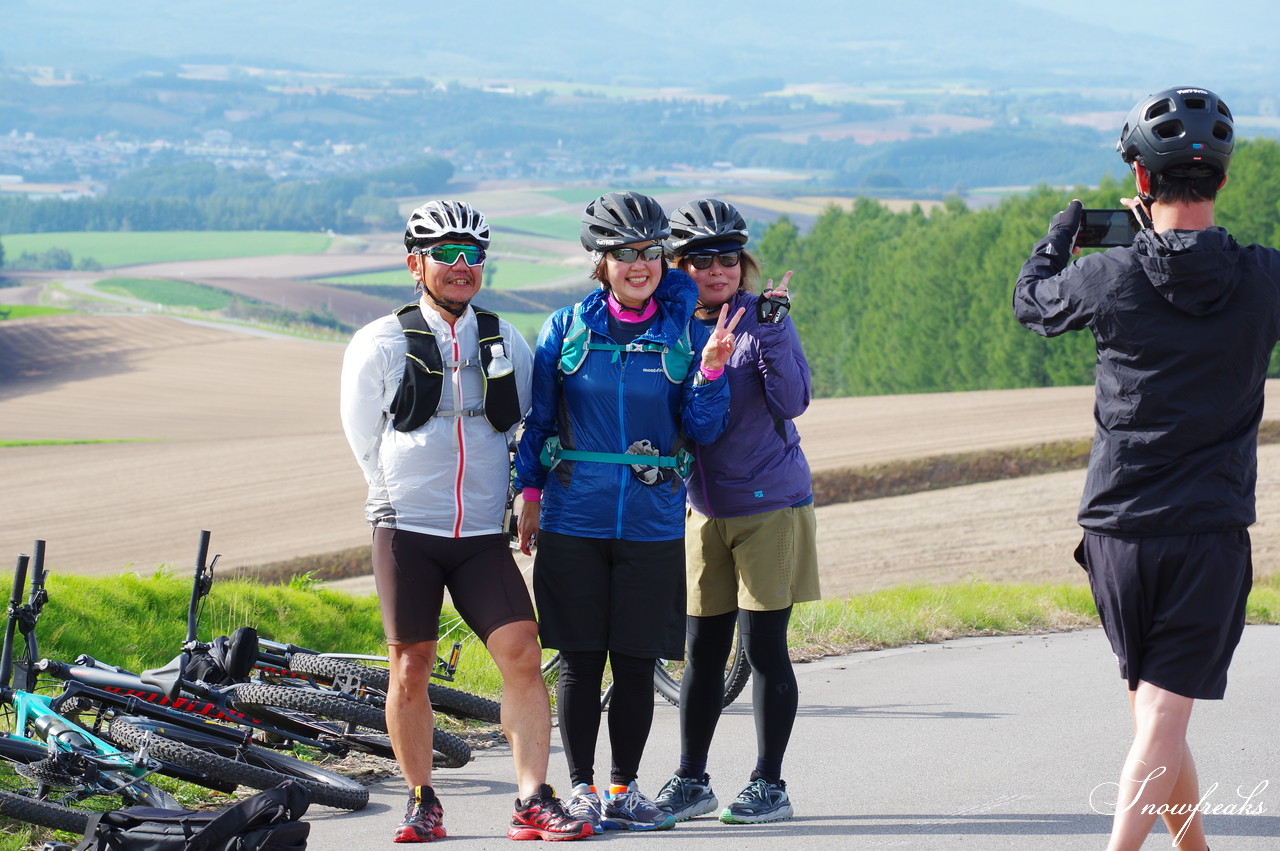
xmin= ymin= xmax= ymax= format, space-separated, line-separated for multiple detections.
xmin=1077 ymin=208 xmax=1141 ymax=248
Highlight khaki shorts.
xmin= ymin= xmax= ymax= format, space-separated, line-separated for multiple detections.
xmin=685 ymin=504 xmax=821 ymax=616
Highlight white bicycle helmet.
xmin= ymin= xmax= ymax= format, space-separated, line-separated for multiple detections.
xmin=404 ymin=200 xmax=491 ymax=251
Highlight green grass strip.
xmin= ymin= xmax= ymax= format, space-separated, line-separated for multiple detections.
xmin=0 ymin=305 xmax=71 ymax=320
xmin=0 ymin=231 xmax=332 ymax=267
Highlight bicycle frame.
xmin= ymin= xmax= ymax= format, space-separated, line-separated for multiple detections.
xmin=1 ymin=548 xmax=179 ymax=804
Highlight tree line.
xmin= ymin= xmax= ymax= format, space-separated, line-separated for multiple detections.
xmin=755 ymin=138 xmax=1280 ymax=397
xmin=0 ymin=156 xmax=452 ymax=235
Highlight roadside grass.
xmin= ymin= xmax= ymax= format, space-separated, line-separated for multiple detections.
xmin=0 ymin=305 xmax=70 ymax=320
xmin=0 ymin=231 xmax=332 ymax=268
xmin=94 ymin=277 xmax=235 ymax=311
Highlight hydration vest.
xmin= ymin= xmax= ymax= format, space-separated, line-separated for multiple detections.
xmin=544 ymin=300 xmax=695 ymax=480
xmin=558 ymin=301 xmax=694 ymax=382
xmin=388 ymin=303 xmax=522 ymax=433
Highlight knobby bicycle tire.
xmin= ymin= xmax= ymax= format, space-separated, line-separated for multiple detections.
xmin=286 ymin=653 xmax=502 ymax=724
xmin=106 ymin=717 xmax=369 ymax=811
xmin=229 ymin=681 xmax=470 ymax=768
xmin=0 ymin=732 xmax=178 ymax=832
xmin=0 ymin=785 xmax=88 ymax=834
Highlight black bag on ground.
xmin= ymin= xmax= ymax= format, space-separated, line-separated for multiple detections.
xmin=73 ymin=780 xmax=311 ymax=851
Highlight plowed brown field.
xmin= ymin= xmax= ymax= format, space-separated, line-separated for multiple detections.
xmin=3 ymin=313 xmax=1279 ymax=594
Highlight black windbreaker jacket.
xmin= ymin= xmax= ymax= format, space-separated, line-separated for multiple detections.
xmin=1015 ymin=225 xmax=1280 ymax=536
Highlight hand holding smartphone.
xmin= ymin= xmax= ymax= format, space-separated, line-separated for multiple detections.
xmin=1076 ymin=208 xmax=1145 ymax=248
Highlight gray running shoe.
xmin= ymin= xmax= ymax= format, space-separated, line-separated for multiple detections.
xmin=719 ymin=777 xmax=794 ymax=825
xmin=601 ymin=783 xmax=675 ymax=831
xmin=654 ymin=773 xmax=719 ymax=821
xmin=564 ymin=784 xmax=604 ymax=835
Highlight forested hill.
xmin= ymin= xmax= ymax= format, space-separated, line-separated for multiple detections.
xmin=759 ymin=139 xmax=1280 ymax=398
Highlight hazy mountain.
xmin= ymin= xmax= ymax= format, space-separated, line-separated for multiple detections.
xmin=6 ymin=0 xmax=1278 ymax=100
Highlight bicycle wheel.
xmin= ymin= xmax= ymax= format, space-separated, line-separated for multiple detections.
xmin=106 ymin=716 xmax=369 ymax=810
xmin=0 ymin=732 xmax=178 ymax=833
xmin=287 ymin=653 xmax=502 ymax=724
xmin=229 ymin=681 xmax=470 ymax=767
xmin=653 ymin=630 xmax=751 ymax=709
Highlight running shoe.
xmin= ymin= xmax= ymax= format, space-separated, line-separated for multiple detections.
xmin=394 ymin=785 xmax=447 ymax=842
xmin=719 ymin=777 xmax=794 ymax=824
xmin=564 ymin=784 xmax=604 ymax=835
xmin=508 ymin=783 xmax=594 ymax=841
xmin=601 ymin=783 xmax=676 ymax=831
xmin=654 ymin=773 xmax=719 ymax=821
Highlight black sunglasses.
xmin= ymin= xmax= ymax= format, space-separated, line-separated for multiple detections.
xmin=608 ymin=245 xmax=664 ymax=263
xmin=687 ymin=252 xmax=741 ymax=270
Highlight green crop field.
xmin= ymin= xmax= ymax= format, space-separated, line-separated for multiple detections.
xmin=95 ymin=277 xmax=235 ymax=310
xmin=1 ymin=231 xmax=332 ymax=267
xmin=0 ymin=305 xmax=70 ymax=320
xmin=490 ymin=214 xmax=583 ymax=242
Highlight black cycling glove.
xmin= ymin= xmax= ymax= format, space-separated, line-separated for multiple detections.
xmin=757 ymin=292 xmax=791 ymax=324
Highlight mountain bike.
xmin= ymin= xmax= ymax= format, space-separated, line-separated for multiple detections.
xmin=18 ymin=541 xmax=372 ymax=810
xmin=178 ymin=530 xmax=485 ymax=745
xmin=0 ymin=548 xmax=185 ymax=834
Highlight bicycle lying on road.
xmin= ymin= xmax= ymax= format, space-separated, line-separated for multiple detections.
xmin=0 ymin=546 xmax=186 ymax=834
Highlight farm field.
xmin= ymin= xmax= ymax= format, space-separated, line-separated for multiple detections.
xmin=5 ymin=311 xmax=1280 ymax=594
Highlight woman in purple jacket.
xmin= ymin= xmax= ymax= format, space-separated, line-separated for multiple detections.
xmin=653 ymin=199 xmax=821 ymax=826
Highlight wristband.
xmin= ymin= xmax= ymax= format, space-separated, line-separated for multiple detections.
xmin=699 ymin=365 xmax=724 ymax=382
xmin=521 ymin=488 xmax=542 ymax=503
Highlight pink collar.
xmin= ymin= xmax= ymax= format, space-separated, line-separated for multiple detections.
xmin=607 ymin=292 xmax=657 ymax=323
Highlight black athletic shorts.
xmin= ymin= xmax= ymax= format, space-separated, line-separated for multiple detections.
xmin=371 ymin=526 xmax=535 ymax=646
xmin=1080 ymin=530 xmax=1252 ymax=700
xmin=532 ymin=530 xmax=686 ymax=659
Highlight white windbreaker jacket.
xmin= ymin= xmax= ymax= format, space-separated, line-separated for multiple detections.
xmin=339 ymin=298 xmax=533 ymax=537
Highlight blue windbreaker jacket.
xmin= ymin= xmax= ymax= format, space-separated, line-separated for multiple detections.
xmin=515 ymin=270 xmax=730 ymax=540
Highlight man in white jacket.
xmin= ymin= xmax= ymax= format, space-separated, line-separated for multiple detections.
xmin=340 ymin=200 xmax=591 ymax=844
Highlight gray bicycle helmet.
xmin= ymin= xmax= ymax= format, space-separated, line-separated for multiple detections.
xmin=668 ymin=198 xmax=749 ymax=254
xmin=579 ymin=191 xmax=670 ymax=251
xmin=1117 ymin=87 xmax=1234 ymax=177
xmin=404 ymin=200 xmax=490 ymax=251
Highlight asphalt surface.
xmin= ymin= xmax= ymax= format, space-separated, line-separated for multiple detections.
xmin=301 ymin=627 xmax=1280 ymax=850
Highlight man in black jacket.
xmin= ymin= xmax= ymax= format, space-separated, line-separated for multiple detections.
xmin=1014 ymin=87 xmax=1280 ymax=851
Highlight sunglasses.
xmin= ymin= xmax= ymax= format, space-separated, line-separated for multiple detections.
xmin=419 ymin=243 xmax=486 ymax=266
xmin=608 ymin=245 xmax=664 ymax=263
xmin=687 ymin=252 xmax=741 ymax=270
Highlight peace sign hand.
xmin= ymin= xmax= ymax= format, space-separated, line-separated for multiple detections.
xmin=758 ymin=269 xmax=794 ymax=325
xmin=700 ymin=303 xmax=745 ymax=372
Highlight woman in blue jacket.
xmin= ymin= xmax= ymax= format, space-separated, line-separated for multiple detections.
xmin=515 ymin=191 xmax=740 ymax=834
xmin=653 ymin=198 xmax=820 ymax=827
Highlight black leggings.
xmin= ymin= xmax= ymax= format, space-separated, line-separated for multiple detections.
xmin=557 ymin=649 xmax=656 ymax=788
xmin=679 ymin=607 xmax=796 ymax=782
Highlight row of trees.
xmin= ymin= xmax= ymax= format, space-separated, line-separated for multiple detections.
xmin=754 ymin=138 xmax=1280 ymax=397
xmin=0 ymin=156 xmax=452 ymax=235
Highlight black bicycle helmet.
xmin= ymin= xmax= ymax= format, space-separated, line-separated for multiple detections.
xmin=579 ymin=191 xmax=670 ymax=251
xmin=404 ymin=200 xmax=490 ymax=251
xmin=1117 ymin=87 xmax=1234 ymax=177
xmin=668 ymin=198 xmax=750 ymax=254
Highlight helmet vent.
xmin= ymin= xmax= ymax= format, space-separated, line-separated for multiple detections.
xmin=1183 ymin=96 xmax=1209 ymax=111
xmin=1153 ymin=120 xmax=1185 ymax=141
xmin=1146 ymin=99 xmax=1174 ymax=120
xmin=1213 ymin=121 xmax=1233 ymax=142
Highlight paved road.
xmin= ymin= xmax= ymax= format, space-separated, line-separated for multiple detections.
xmin=299 ymin=626 xmax=1279 ymax=850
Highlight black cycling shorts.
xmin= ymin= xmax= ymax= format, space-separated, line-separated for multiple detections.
xmin=1081 ymin=530 xmax=1252 ymax=700
xmin=371 ymin=526 xmax=535 ymax=646
xmin=532 ymin=530 xmax=685 ymax=659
